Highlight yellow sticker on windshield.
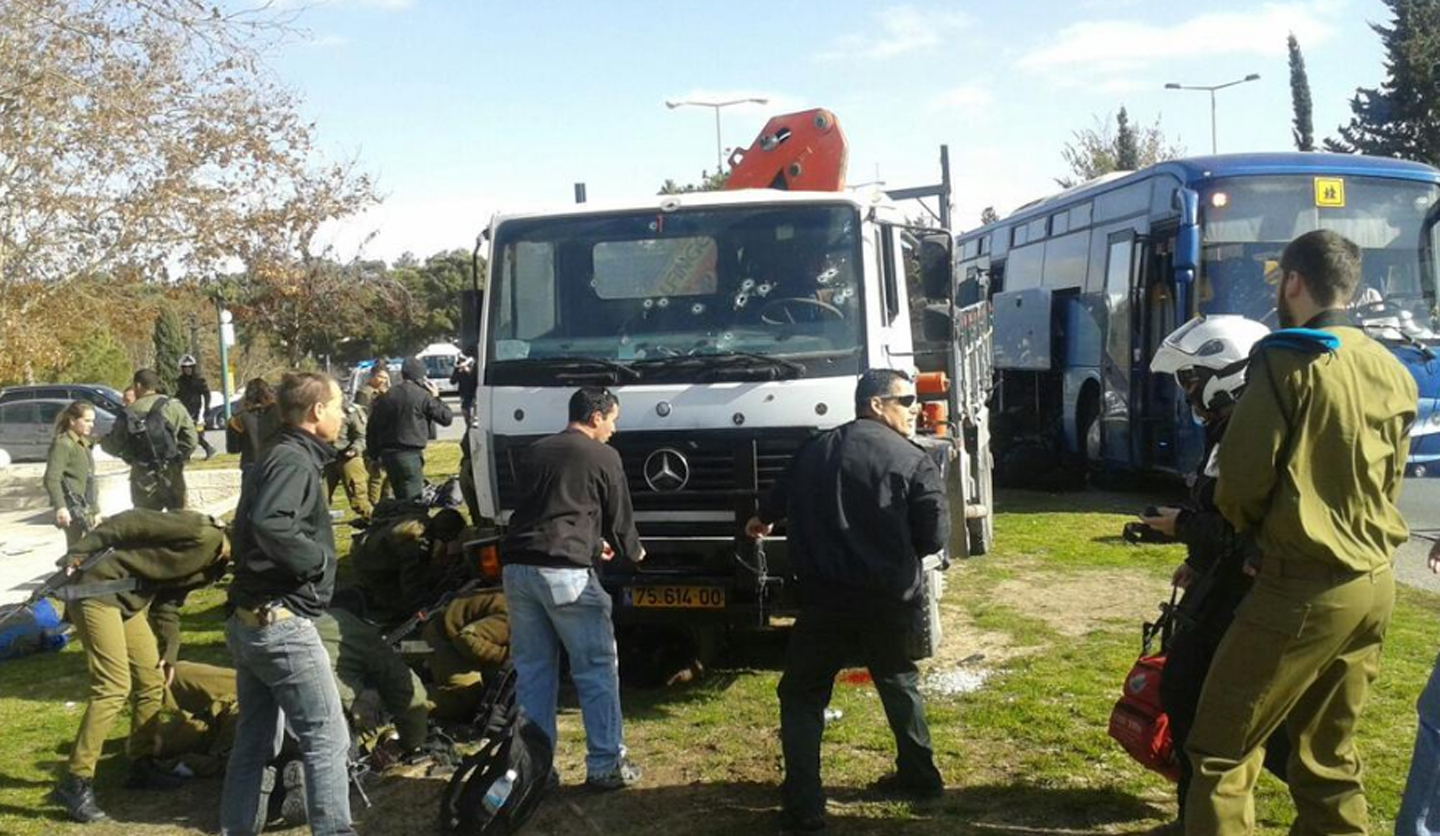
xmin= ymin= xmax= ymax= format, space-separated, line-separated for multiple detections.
xmin=1315 ymin=177 xmax=1345 ymax=208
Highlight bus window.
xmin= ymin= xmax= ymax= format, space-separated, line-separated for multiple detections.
xmin=1044 ymin=231 xmax=1088 ymax=289
xmin=1200 ymin=174 xmax=1440 ymax=336
xmin=1007 ymin=243 xmax=1045 ymax=290
xmin=1051 ymin=212 xmax=1069 ymax=235
xmin=1012 ymin=225 xmax=1027 ymax=248
xmin=1095 ymin=181 xmax=1150 ymax=222
xmin=1069 ymin=202 xmax=1092 ymax=230
xmin=1028 ymin=218 xmax=1048 ymax=242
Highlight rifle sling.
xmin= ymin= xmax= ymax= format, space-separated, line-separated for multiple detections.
xmin=55 ymin=578 xmax=143 ymax=601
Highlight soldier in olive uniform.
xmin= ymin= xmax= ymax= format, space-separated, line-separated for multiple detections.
xmin=152 ymin=661 xmax=242 ymax=778
xmin=351 ymin=508 xmax=467 ymax=628
xmin=422 ymin=585 xmax=509 ymax=721
xmin=101 ymin=368 xmax=198 ymax=511
xmin=44 ymin=401 xmax=99 ymax=547
xmin=325 ymin=399 xmax=372 ymax=522
xmin=354 ymin=366 xmax=390 ymax=508
xmin=316 ymin=606 xmax=429 ymax=753
xmin=1185 ymin=230 xmax=1417 ymax=835
xmin=49 ymin=509 xmax=230 ymax=823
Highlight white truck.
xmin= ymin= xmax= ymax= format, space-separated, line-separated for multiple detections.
xmin=459 ymin=110 xmax=992 ymax=653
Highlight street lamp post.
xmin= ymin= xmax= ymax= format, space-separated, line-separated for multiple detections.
xmin=1164 ymin=73 xmax=1261 ymax=154
xmin=665 ymin=97 xmax=769 ymax=175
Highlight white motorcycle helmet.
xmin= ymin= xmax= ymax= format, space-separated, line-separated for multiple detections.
xmin=1151 ymin=315 xmax=1270 ymax=416
xmin=179 ymin=354 xmax=197 ymax=368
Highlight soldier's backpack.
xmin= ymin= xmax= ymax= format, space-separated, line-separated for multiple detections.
xmin=440 ymin=667 xmax=554 ymax=835
xmin=127 ymin=397 xmax=181 ymax=467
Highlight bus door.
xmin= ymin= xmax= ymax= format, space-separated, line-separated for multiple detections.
xmin=1134 ymin=236 xmax=1180 ymax=469
xmin=1100 ymin=231 xmax=1136 ymax=468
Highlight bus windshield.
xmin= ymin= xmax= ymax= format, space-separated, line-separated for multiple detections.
xmin=486 ymin=204 xmax=864 ymax=384
xmin=1199 ymin=174 xmax=1440 ymax=341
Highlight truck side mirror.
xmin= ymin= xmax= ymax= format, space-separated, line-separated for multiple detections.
xmin=920 ymin=235 xmax=952 ymax=300
xmin=921 ymin=304 xmax=953 ymax=342
xmin=460 ymin=289 xmax=484 ymax=357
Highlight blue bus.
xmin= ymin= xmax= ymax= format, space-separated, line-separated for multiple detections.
xmin=956 ymin=153 xmax=1440 ymax=481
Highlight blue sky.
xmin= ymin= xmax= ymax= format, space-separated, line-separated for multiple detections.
xmin=269 ymin=0 xmax=1386 ymax=263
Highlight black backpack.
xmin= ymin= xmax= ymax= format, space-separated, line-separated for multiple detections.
xmin=440 ymin=668 xmax=554 ymax=835
xmin=127 ymin=397 xmax=180 ymax=467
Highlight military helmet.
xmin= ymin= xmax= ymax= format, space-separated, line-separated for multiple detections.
xmin=1151 ymin=315 xmax=1269 ymax=412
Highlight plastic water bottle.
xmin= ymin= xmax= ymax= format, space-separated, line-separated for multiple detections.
xmin=481 ymin=768 xmax=518 ymax=814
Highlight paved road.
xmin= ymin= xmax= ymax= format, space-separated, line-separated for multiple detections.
xmin=199 ymin=395 xmax=468 ymax=451
xmin=1395 ymin=477 xmax=1440 ymax=593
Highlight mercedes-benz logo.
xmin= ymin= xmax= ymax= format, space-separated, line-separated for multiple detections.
xmin=643 ymin=448 xmax=690 ymax=492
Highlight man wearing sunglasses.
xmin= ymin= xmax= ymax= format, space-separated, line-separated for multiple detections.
xmin=746 ymin=368 xmax=949 ymax=834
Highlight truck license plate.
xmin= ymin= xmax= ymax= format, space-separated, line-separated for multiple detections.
xmin=626 ymin=586 xmax=725 ymax=609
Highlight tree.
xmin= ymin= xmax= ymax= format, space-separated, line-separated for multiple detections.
xmin=1289 ymin=34 xmax=1316 ymax=151
xmin=227 ymin=161 xmax=381 ymax=367
xmin=1115 ymin=107 xmax=1140 ymax=170
xmin=153 ymin=305 xmax=187 ymax=393
xmin=51 ymin=328 xmax=132 ymax=390
xmin=0 ymin=0 xmax=376 ymax=380
xmin=1057 ymin=109 xmax=1185 ymax=188
xmin=659 ymin=170 xmax=731 ymax=194
xmin=980 ymin=206 xmax=1001 ymax=225
xmin=1327 ymin=0 xmax=1440 ymax=163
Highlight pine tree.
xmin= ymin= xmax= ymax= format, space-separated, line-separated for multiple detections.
xmin=152 ymin=304 xmax=187 ymax=394
xmin=1115 ymin=107 xmax=1140 ymax=170
xmin=980 ymin=206 xmax=1001 ymax=225
xmin=1289 ymin=33 xmax=1315 ymax=151
xmin=1327 ymin=0 xmax=1440 ymax=163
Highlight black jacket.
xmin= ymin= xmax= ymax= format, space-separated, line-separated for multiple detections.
xmin=228 ymin=427 xmax=338 ymax=617
xmin=502 ymin=429 xmax=643 ymax=569
xmin=1172 ymin=417 xmax=1255 ymax=633
xmin=176 ymin=374 xmax=211 ymax=420
xmin=366 ymin=380 xmax=453 ymax=454
xmin=758 ymin=419 xmax=949 ymax=606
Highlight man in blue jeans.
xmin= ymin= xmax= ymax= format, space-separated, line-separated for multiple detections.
xmin=219 ymin=372 xmax=355 ymax=836
xmin=501 ymin=387 xmax=645 ymax=790
xmin=1398 ymin=534 xmax=1440 ymax=836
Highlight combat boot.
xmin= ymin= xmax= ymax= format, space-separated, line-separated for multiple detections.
xmin=49 ymin=773 xmax=108 ymax=824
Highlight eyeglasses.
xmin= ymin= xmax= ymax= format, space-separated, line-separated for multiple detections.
xmin=879 ymin=394 xmax=917 ymax=408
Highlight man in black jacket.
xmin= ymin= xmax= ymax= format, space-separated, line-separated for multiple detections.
xmin=219 ymin=372 xmax=356 ymax=836
xmin=176 ymin=355 xmax=216 ymax=459
xmin=501 ymin=387 xmax=645 ymax=791
xmin=366 ymin=356 xmax=453 ymax=501
xmin=747 ymin=369 xmax=949 ymax=834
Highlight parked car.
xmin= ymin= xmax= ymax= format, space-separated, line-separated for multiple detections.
xmin=0 ymin=383 xmax=126 ymax=415
xmin=0 ymin=399 xmax=117 ymax=463
xmin=203 ymin=396 xmax=245 ymax=430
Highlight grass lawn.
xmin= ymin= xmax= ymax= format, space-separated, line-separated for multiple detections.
xmin=1 ymin=461 xmax=1436 ymax=835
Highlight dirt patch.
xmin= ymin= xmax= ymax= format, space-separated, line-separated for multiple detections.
xmin=991 ymin=567 xmax=1172 ymax=638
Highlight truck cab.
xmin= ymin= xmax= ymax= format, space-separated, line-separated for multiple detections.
xmin=464 ymin=186 xmax=991 ymax=638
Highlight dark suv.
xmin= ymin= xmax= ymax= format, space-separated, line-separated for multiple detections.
xmin=0 ymin=384 xmax=125 ymax=416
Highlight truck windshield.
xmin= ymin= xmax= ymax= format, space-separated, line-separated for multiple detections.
xmin=487 ymin=204 xmax=864 ymax=384
xmin=1199 ymin=174 xmax=1440 ymax=341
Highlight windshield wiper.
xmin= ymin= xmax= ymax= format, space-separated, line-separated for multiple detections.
xmin=493 ymin=356 xmax=641 ymax=382
xmin=633 ymin=351 xmax=806 ymax=380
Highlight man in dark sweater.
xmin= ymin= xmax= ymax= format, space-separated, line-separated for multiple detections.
xmin=746 ymin=369 xmax=950 ymax=834
xmin=219 ymin=372 xmax=356 ymax=836
xmin=365 ymin=356 xmax=453 ymax=501
xmin=501 ymin=387 xmax=644 ymax=791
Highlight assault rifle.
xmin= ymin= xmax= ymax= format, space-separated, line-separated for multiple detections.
xmin=61 ymin=482 xmax=95 ymax=539
xmin=0 ymin=547 xmax=117 ymax=630
xmin=382 ymin=578 xmax=484 ymax=648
